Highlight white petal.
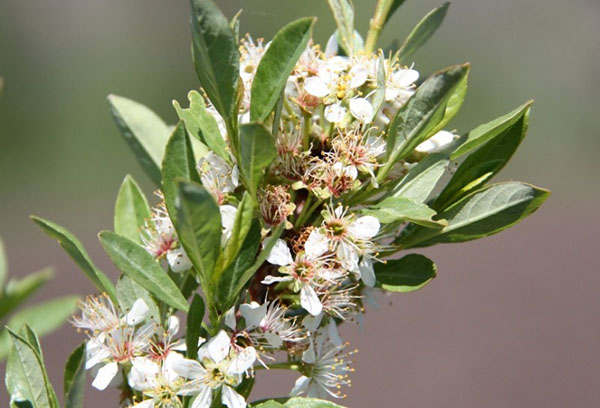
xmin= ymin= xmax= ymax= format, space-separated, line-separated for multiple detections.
xmin=228 ymin=346 xmax=257 ymax=375
xmin=301 ymin=340 xmax=316 ymax=364
xmin=190 ymin=385 xmax=213 ymax=408
xmin=358 ymin=257 xmax=376 ymax=287
xmin=348 ymin=215 xmax=380 ymax=239
xmin=225 ymin=306 xmax=237 ymax=331
xmin=415 ymin=130 xmax=455 ymax=153
xmin=220 ymin=205 xmax=238 ymax=245
xmin=327 ymin=319 xmax=343 ymax=346
xmin=91 ymin=362 xmax=119 ymax=391
xmin=302 ymin=312 xmax=324 ymax=332
xmin=240 ymin=302 xmax=267 ymax=328
xmin=304 ymin=230 xmax=329 ymax=258
xmin=133 ymin=400 xmax=155 ymax=408
xmin=221 ymin=385 xmax=247 ymax=408
xmin=128 ymin=357 xmax=159 ymax=391
xmin=125 ymin=299 xmax=149 ymax=326
xmin=304 ymin=76 xmax=329 ymax=97
xmin=300 ymin=284 xmax=323 ymax=316
xmin=207 ymin=330 xmax=231 ymax=363
xmin=261 ymin=275 xmax=293 ymax=285
xmin=231 ymin=166 xmax=240 ymax=187
xmin=167 ymin=247 xmax=192 ymax=273
xmin=170 ymin=357 xmax=207 ymax=380
xmin=291 ymin=375 xmax=310 ymax=396
xmin=349 ymin=64 xmax=368 ymax=88
xmin=324 ymin=103 xmax=347 ymax=123
xmin=85 ymin=336 xmax=110 ymax=369
xmin=324 ymin=34 xmax=338 ymax=58
xmin=337 ymin=243 xmax=359 ymax=272
xmin=349 ymin=98 xmax=374 ymax=122
xmin=266 ymin=239 xmax=293 ymax=266
xmin=394 ymin=68 xmax=419 ymax=87
xmin=167 ymin=315 xmax=180 ymax=337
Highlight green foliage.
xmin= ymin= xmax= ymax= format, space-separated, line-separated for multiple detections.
xmin=327 ymin=0 xmax=356 ymax=55
xmin=391 ymin=153 xmax=449 ymax=202
xmin=98 ymin=231 xmax=189 ymax=311
xmin=107 ymin=94 xmax=171 ymax=185
xmin=375 ymin=254 xmax=437 ymax=292
xmin=397 ymin=3 xmax=450 ymax=64
xmin=365 ymin=197 xmax=447 ymax=229
xmin=114 ymin=174 xmax=151 ymax=243
xmin=0 ymin=268 xmax=53 ymax=320
xmin=31 ymin=216 xmax=117 ymax=301
xmin=116 ymin=275 xmax=161 ymax=322
xmin=220 ymin=192 xmax=255 ymax=273
xmin=253 ymin=397 xmax=348 ymax=408
xmin=251 ymin=17 xmax=315 ymax=122
xmin=186 ymin=294 xmax=206 ymax=360
xmin=63 ymin=342 xmax=86 ymax=408
xmin=238 ymin=123 xmax=277 ymax=198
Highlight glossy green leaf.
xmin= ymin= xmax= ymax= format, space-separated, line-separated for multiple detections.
xmin=64 ymin=342 xmax=86 ymax=408
xmin=327 ymin=0 xmax=355 ymax=55
xmin=434 ymin=104 xmax=532 ymax=210
xmin=365 ymin=197 xmax=447 ymax=229
xmin=397 ymin=3 xmax=450 ymax=64
xmin=428 ymin=69 xmax=469 ymax=137
xmin=391 ymin=153 xmax=449 ymax=202
xmin=253 ymin=401 xmax=285 ymax=408
xmin=375 ymin=254 xmax=437 ymax=292
xmin=190 ymin=0 xmax=239 ymax=122
xmin=173 ymin=91 xmax=227 ymax=161
xmin=218 ymin=220 xmax=261 ymax=309
xmin=251 ymin=17 xmax=315 ymax=122
xmin=220 ymin=192 xmax=255 ymax=273
xmin=186 ymin=294 xmax=205 ymax=360
xmin=116 ymin=275 xmax=161 ymax=322
xmin=114 ymin=174 xmax=151 ymax=244
xmin=285 ymin=397 xmax=347 ymax=408
xmin=6 ymin=327 xmax=59 ymax=408
xmin=0 ymin=268 xmax=53 ymax=320
xmin=0 ymin=236 xmax=6 ymax=291
xmin=238 ymin=123 xmax=277 ymax=198
xmin=0 ymin=296 xmax=79 ymax=361
xmin=400 ymin=182 xmax=550 ymax=248
xmin=107 ymin=94 xmax=170 ymax=185
xmin=381 ymin=64 xmax=469 ymax=182
xmin=31 ymin=216 xmax=117 ymax=302
xmin=449 ymin=101 xmax=533 ymax=159
xmin=162 ymin=122 xmax=202 ymax=228
xmin=175 ymin=181 xmax=222 ymax=287
xmin=98 ymin=231 xmax=188 ymax=311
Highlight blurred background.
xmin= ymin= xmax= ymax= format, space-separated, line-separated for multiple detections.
xmin=1 ymin=0 xmax=598 ymax=406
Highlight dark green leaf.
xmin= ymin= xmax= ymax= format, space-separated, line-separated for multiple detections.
xmin=107 ymin=94 xmax=170 ymax=185
xmin=186 ymin=294 xmax=205 ymax=360
xmin=116 ymin=275 xmax=161 ymax=322
xmin=31 ymin=216 xmax=116 ymax=302
xmin=397 ymin=3 xmax=450 ymax=64
xmin=162 ymin=122 xmax=202 ymax=228
xmin=64 ymin=342 xmax=86 ymax=408
xmin=428 ymin=69 xmax=468 ymax=137
xmin=175 ymin=181 xmax=222 ymax=287
xmin=221 ymin=192 xmax=255 ymax=272
xmin=173 ymin=91 xmax=228 ymax=161
xmin=327 ymin=0 xmax=355 ymax=55
xmin=98 ymin=231 xmax=188 ymax=311
xmin=218 ymin=220 xmax=261 ymax=309
xmin=0 ymin=268 xmax=53 ymax=320
xmin=391 ymin=153 xmax=449 ymax=202
xmin=190 ymin=0 xmax=240 ymax=122
xmin=433 ymin=104 xmax=532 ymax=209
xmin=250 ymin=17 xmax=315 ymax=122
xmin=238 ymin=123 xmax=277 ymax=197
xmin=365 ymin=197 xmax=447 ymax=229
xmin=400 ymin=182 xmax=550 ymax=248
xmin=114 ymin=175 xmax=151 ymax=244
xmin=375 ymin=254 xmax=436 ymax=292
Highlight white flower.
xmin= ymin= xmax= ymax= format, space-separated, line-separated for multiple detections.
xmin=385 ymin=68 xmax=419 ymax=102
xmin=197 ymin=152 xmax=239 ymax=205
xmin=128 ymin=352 xmax=187 ymax=407
xmin=324 ymin=102 xmax=347 ymax=123
xmin=240 ymin=301 xmax=304 ymax=349
xmin=220 ymin=205 xmax=238 ymax=246
xmin=348 ymin=97 xmax=374 ymax=122
xmin=290 ymin=332 xmax=354 ymax=399
xmin=71 ymin=294 xmax=120 ymax=334
xmin=415 ymin=130 xmax=456 ymax=153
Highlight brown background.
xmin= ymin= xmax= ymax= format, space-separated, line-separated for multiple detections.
xmin=1 ymin=0 xmax=599 ymax=406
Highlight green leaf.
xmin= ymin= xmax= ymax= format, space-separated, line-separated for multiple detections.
xmin=371 ymin=53 xmax=386 ymax=116
xmin=175 ymin=181 xmax=222 ymax=287
xmin=381 ymin=64 xmax=469 ymax=181
xmin=116 ymin=275 xmax=161 ymax=322
xmin=428 ymin=69 xmax=469 ymax=137
xmin=391 ymin=153 xmax=449 ymax=202
xmin=98 ymin=231 xmax=188 ymax=311
xmin=190 ymin=0 xmax=240 ymax=122
xmin=0 ymin=268 xmax=54 ymax=321
xmin=107 ymin=94 xmax=170 ymax=185
xmin=63 ymin=342 xmax=86 ymax=408
xmin=284 ymin=397 xmax=347 ymax=408
xmin=173 ymin=91 xmax=228 ymax=161
xmin=221 ymin=192 xmax=255 ymax=272
xmin=0 ymin=296 xmax=79 ymax=361
xmin=365 ymin=197 xmax=447 ymax=229
xmin=433 ymin=104 xmax=532 ymax=210
xmin=449 ymin=101 xmax=534 ymax=160
xmin=162 ymin=122 xmax=202 ymax=228
xmin=0 ymin=236 xmax=7 ymax=291
xmin=114 ymin=175 xmax=151 ymax=244
xmin=6 ymin=327 xmax=59 ymax=408
xmin=253 ymin=401 xmax=285 ymax=408
xmin=400 ymin=182 xmax=550 ymax=248
xmin=397 ymin=3 xmax=450 ymax=64
xmin=385 ymin=0 xmax=407 ymax=24
xmin=186 ymin=294 xmax=205 ymax=360
xmin=218 ymin=220 xmax=261 ymax=309
xmin=238 ymin=123 xmax=277 ymax=198
xmin=31 ymin=216 xmax=117 ymax=302
xmin=327 ymin=0 xmax=355 ymax=55
xmin=375 ymin=254 xmax=437 ymax=292
xmin=250 ymin=17 xmax=315 ymax=122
